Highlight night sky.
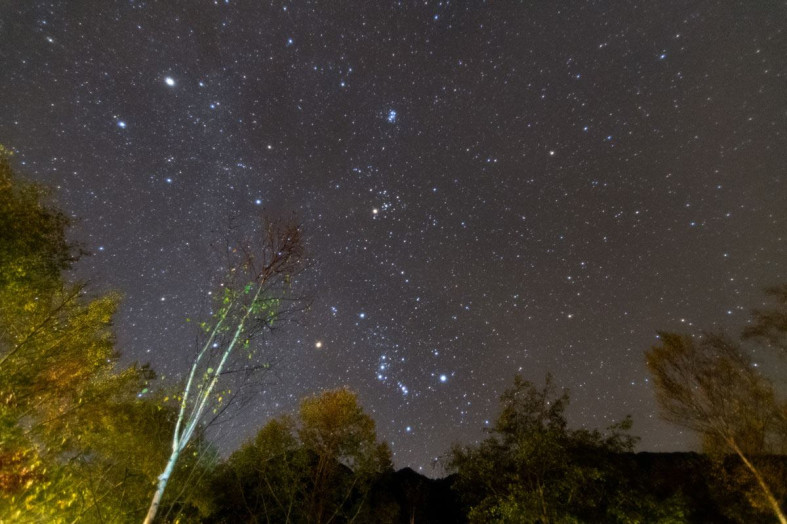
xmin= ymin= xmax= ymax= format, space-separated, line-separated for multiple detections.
xmin=1 ymin=1 xmax=785 ymax=473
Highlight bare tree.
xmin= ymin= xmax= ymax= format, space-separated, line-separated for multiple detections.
xmin=646 ymin=332 xmax=786 ymax=524
xmin=143 ymin=218 xmax=307 ymax=524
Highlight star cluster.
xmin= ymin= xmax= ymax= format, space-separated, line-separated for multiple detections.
xmin=1 ymin=1 xmax=784 ymax=472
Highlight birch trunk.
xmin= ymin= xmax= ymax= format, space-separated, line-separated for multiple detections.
xmin=142 ymin=448 xmax=179 ymax=524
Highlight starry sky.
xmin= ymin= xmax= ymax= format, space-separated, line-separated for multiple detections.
xmin=1 ymin=1 xmax=785 ymax=473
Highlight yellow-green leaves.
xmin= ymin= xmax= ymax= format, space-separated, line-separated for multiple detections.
xmin=0 ymin=155 xmax=175 ymax=522
xmin=204 ymin=389 xmax=390 ymax=522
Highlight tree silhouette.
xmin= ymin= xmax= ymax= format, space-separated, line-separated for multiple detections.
xmin=447 ymin=374 xmax=672 ymax=523
xmin=202 ymin=388 xmax=392 ymax=523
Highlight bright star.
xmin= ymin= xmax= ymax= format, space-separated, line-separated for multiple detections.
xmin=315 ymin=341 xmax=323 ymax=349
xmin=439 ymin=374 xmax=447 ymax=383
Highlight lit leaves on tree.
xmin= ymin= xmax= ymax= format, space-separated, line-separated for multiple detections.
xmin=0 ymin=149 xmax=172 ymax=522
xmin=202 ymin=388 xmax=392 ymax=524
xmin=646 ymin=331 xmax=787 ymax=523
xmin=144 ymin=218 xmax=308 ymax=524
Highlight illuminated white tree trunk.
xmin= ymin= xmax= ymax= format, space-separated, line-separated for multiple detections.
xmin=143 ymin=221 xmax=304 ymax=523
xmin=727 ymin=439 xmax=787 ymax=524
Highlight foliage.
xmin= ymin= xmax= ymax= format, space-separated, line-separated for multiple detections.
xmin=200 ymin=388 xmax=393 ymax=523
xmin=743 ymin=284 xmax=787 ymax=355
xmin=5 ymin=141 xmax=785 ymax=522
xmin=447 ymin=374 xmax=684 ymax=523
xmin=196 ymin=416 xmax=306 ymax=522
xmin=0 ymin=151 xmax=203 ymax=522
xmin=646 ymin=330 xmax=787 ymax=523
xmin=0 ymin=146 xmax=75 ymax=295
xmin=299 ymin=388 xmax=394 ymax=523
xmin=646 ymin=332 xmax=778 ymax=454
xmin=144 ymin=217 xmax=308 ymax=523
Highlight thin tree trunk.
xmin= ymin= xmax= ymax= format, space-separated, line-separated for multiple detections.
xmin=143 ymin=293 xmax=258 ymax=524
xmin=143 ymin=448 xmax=179 ymax=524
xmin=728 ymin=438 xmax=786 ymax=524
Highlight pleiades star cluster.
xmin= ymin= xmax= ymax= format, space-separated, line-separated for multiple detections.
xmin=1 ymin=1 xmax=784 ymax=472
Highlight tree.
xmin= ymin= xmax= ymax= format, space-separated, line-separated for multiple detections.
xmin=743 ymin=284 xmax=787 ymax=354
xmin=447 ymin=374 xmax=675 ymax=523
xmin=201 ymin=388 xmax=393 ymax=523
xmin=0 ymin=146 xmax=74 ymax=296
xmin=0 ymin=146 xmax=86 ymax=517
xmin=144 ymin=218 xmax=307 ymax=523
xmin=201 ymin=415 xmax=307 ymax=522
xmin=298 ymin=388 xmax=393 ymax=523
xmin=645 ymin=332 xmax=786 ymax=523
xmin=0 ymin=148 xmax=177 ymax=522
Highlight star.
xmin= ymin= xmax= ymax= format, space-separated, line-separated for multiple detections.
xmin=5 ymin=0 xmax=782 ymax=476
